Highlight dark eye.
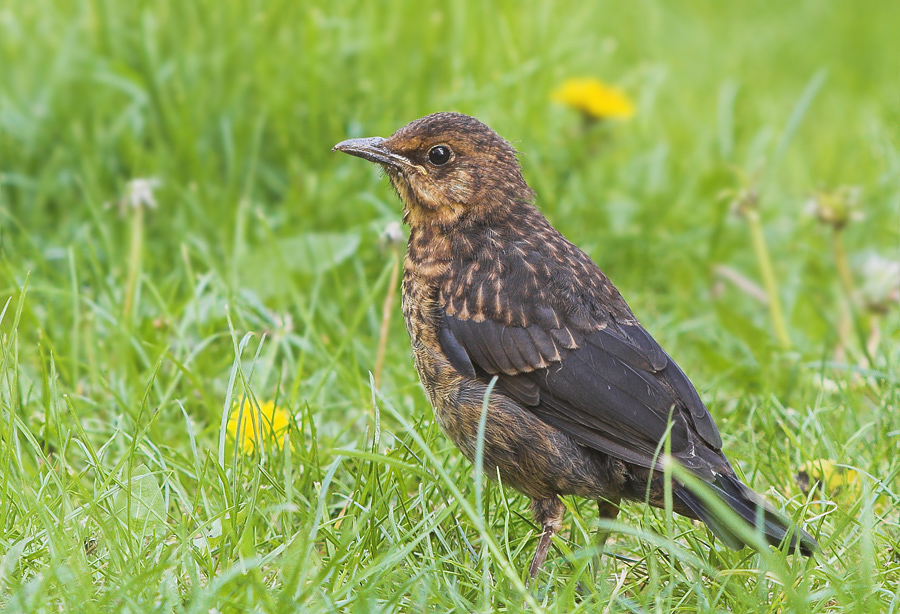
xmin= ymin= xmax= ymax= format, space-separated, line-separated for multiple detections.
xmin=427 ymin=145 xmax=452 ymax=166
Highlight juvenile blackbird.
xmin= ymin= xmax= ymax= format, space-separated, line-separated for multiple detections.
xmin=333 ymin=112 xmax=818 ymax=579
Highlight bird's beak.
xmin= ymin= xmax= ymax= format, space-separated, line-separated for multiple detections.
xmin=332 ymin=137 xmax=419 ymax=172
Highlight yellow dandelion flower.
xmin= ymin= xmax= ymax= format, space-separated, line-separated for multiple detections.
xmin=226 ymin=399 xmax=292 ymax=454
xmin=795 ymin=459 xmax=861 ymax=498
xmin=551 ymin=78 xmax=635 ymax=120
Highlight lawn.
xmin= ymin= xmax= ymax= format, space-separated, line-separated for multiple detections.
xmin=1 ymin=1 xmax=898 ymax=612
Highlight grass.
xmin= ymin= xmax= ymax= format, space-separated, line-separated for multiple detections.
xmin=1 ymin=0 xmax=898 ymax=611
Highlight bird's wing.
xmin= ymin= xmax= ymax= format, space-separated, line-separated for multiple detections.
xmin=439 ymin=308 xmax=725 ymax=477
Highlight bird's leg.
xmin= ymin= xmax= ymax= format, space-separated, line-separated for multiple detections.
xmin=591 ymin=497 xmax=621 ymax=578
xmin=528 ymin=496 xmax=565 ymax=582
xmin=595 ymin=496 xmax=621 ymax=551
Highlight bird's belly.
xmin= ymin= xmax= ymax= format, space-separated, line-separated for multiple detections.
xmin=410 ymin=339 xmax=624 ymax=501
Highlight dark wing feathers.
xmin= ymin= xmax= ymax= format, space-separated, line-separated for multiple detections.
xmin=528 ymin=402 xmax=667 ymax=471
xmin=534 ymin=344 xmax=698 ymax=471
xmin=595 ymin=321 xmax=668 ymax=372
xmin=526 ymin=325 xmax=562 ymax=362
xmin=664 ymin=355 xmax=723 ymax=448
xmin=498 ymin=373 xmax=540 ymax=406
xmin=441 ymin=310 xmax=724 ymax=477
xmin=499 ymin=327 xmax=532 ymax=372
xmin=565 ymin=342 xmax=680 ymax=430
xmin=469 ymin=315 xmax=512 ymax=373
xmin=438 ymin=325 xmax=476 ymax=378
xmin=549 ymin=326 xmax=581 ymax=349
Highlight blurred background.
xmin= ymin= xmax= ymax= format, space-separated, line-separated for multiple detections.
xmin=0 ymin=1 xmax=898 ymax=611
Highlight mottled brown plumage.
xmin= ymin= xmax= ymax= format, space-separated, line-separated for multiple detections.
xmin=333 ymin=112 xmax=818 ymax=580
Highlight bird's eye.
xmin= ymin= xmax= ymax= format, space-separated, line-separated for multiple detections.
xmin=427 ymin=145 xmax=453 ymax=166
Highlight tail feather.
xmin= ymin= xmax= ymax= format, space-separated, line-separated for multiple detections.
xmin=675 ymin=474 xmax=818 ymax=556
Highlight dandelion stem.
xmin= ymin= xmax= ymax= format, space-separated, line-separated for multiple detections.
xmin=831 ymin=229 xmax=856 ymax=301
xmin=374 ymin=245 xmax=401 ymax=389
xmin=832 ymin=228 xmax=874 ymax=366
xmin=123 ymin=203 xmax=144 ymax=324
xmin=746 ymin=209 xmax=791 ymax=350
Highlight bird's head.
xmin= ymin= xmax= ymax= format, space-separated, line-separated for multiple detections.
xmin=333 ymin=112 xmax=534 ymax=228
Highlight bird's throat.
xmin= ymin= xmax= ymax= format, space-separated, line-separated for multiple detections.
xmin=388 ymin=171 xmax=468 ymax=231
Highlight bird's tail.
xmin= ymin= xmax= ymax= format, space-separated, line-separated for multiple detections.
xmin=675 ymin=473 xmax=819 ymax=556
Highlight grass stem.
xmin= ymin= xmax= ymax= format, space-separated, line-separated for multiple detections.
xmin=746 ymin=208 xmax=791 ymax=350
xmin=374 ymin=245 xmax=401 ymax=389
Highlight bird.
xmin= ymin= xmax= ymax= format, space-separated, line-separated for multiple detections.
xmin=333 ymin=112 xmax=818 ymax=580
